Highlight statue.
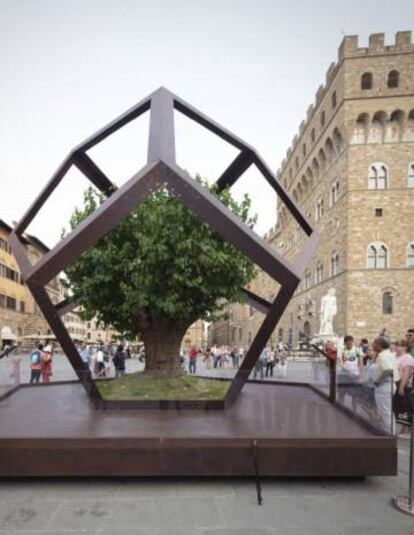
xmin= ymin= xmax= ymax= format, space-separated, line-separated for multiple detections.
xmin=319 ymin=288 xmax=337 ymax=336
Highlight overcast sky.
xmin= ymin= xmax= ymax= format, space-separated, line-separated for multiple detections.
xmin=0 ymin=0 xmax=412 ymax=247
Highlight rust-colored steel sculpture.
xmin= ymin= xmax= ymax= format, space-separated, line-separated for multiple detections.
xmin=10 ymin=87 xmax=318 ymax=409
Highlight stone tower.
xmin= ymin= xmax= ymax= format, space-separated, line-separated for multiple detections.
xmin=210 ymin=31 xmax=414 ymax=346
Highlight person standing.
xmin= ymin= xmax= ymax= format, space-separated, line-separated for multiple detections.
xmin=41 ymin=345 xmax=53 ymax=384
xmin=103 ymin=345 xmax=112 ymax=378
xmin=78 ymin=342 xmax=90 ymax=370
xmin=406 ymin=329 xmax=414 ymax=358
xmin=113 ymin=344 xmax=126 ymax=378
xmin=95 ymin=344 xmax=105 ymax=377
xmin=212 ymin=345 xmax=221 ymax=369
xmin=254 ymin=348 xmax=267 ymax=380
xmin=372 ymin=336 xmax=400 ymax=434
xmin=337 ymin=335 xmax=363 ymax=405
xmin=265 ymin=347 xmax=275 ymax=378
xmin=393 ymin=339 xmax=414 ymax=435
xmin=203 ymin=347 xmax=212 ymax=370
xmin=29 ymin=343 xmax=43 ymax=384
xmin=189 ymin=346 xmax=198 ymax=374
xmin=359 ymin=338 xmax=370 ymax=366
xmin=221 ymin=346 xmax=229 ymax=369
xmin=230 ymin=347 xmax=239 ymax=369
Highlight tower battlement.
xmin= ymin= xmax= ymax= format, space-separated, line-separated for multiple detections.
xmin=276 ymin=31 xmax=413 ymax=178
xmin=338 ymin=31 xmax=413 ymax=61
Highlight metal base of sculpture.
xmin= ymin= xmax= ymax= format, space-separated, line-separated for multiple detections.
xmin=0 ymin=380 xmax=397 ymax=477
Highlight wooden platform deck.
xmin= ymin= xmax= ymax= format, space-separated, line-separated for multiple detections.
xmin=0 ymin=381 xmax=397 ymax=477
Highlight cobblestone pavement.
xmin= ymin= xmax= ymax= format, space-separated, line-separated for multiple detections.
xmin=0 ymin=353 xmax=412 ymax=534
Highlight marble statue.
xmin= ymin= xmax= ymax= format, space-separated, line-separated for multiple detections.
xmin=319 ymin=288 xmax=337 ymax=336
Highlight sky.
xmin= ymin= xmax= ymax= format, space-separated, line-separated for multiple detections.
xmin=0 ymin=0 xmax=413 ymax=248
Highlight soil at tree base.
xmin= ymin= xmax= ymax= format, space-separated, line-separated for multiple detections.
xmin=96 ymin=372 xmax=229 ymax=400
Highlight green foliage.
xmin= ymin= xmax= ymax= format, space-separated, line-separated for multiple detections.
xmin=64 ymin=177 xmax=257 ymax=338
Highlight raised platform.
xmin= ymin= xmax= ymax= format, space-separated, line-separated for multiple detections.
xmin=0 ymin=381 xmax=397 ymax=477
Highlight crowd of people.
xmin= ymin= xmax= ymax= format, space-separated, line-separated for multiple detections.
xmin=181 ymin=345 xmax=246 ymax=374
xmin=324 ymin=328 xmax=414 ymax=436
xmin=180 ymin=343 xmax=289 ymax=378
xmin=29 ymin=341 xmax=131 ymax=383
xmin=77 ymin=341 xmax=130 ymax=378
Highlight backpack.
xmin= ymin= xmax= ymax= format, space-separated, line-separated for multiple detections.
xmin=30 ymin=350 xmax=41 ymax=365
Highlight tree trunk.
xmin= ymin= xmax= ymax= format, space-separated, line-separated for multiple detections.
xmin=141 ymin=317 xmax=188 ymax=377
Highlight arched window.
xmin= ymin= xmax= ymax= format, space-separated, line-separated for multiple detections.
xmin=295 ymin=156 xmax=299 ymax=170
xmin=325 ymin=138 xmax=337 ymax=161
xmin=316 ymin=262 xmax=324 ymax=284
xmin=318 ymin=148 xmax=327 ymax=170
xmin=316 ymin=198 xmax=324 ymax=220
xmin=302 ymin=143 xmax=306 ymax=157
xmin=382 ymin=292 xmax=393 ymax=314
xmin=331 ymin=253 xmax=339 ymax=276
xmin=295 ymin=223 xmax=300 ymax=242
xmin=320 ymin=111 xmax=325 ymax=128
xmin=305 ymin=270 xmax=311 ymax=290
xmin=352 ymin=113 xmax=369 ymax=144
xmin=387 ymin=70 xmax=399 ymax=88
xmin=331 ymin=91 xmax=337 ymax=109
xmin=407 ymin=243 xmax=414 ymax=267
xmin=331 ymin=180 xmax=340 ymax=205
xmin=368 ymin=111 xmax=387 ymax=143
xmin=333 ymin=128 xmax=345 ymax=153
xmin=385 ymin=110 xmax=404 ymax=143
xmin=367 ymin=243 xmax=388 ymax=269
xmin=278 ymin=328 xmax=284 ymax=342
xmin=361 ymin=72 xmax=373 ymax=90
xmin=404 ymin=110 xmax=414 ymax=142
xmin=408 ymin=163 xmax=414 ymax=188
xmin=312 ymin=158 xmax=320 ymax=178
xmin=368 ymin=163 xmax=388 ymax=189
xmin=311 ymin=128 xmax=316 ymax=143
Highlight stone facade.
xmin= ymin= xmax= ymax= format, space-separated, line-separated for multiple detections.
xmin=0 ymin=219 xmax=61 ymax=347
xmin=182 ymin=319 xmax=206 ymax=350
xmin=209 ymin=31 xmax=414 ymax=346
xmin=0 ymin=219 xmax=117 ymax=348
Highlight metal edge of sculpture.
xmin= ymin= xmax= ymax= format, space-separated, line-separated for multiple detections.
xmin=9 ymin=87 xmax=319 ymax=410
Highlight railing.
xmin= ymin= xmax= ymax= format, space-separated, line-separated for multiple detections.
xmin=0 ymin=344 xmax=17 ymax=360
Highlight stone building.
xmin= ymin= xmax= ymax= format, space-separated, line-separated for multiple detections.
xmin=182 ymin=319 xmax=206 ymax=350
xmin=209 ymin=31 xmax=414 ymax=346
xmin=0 ymin=219 xmax=60 ymax=347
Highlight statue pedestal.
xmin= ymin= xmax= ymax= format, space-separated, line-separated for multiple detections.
xmin=311 ymin=333 xmax=338 ymax=345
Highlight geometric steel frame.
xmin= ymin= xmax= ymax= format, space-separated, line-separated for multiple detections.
xmin=9 ymin=87 xmax=318 ymax=409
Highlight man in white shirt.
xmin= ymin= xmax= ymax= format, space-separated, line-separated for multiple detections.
xmin=372 ymin=336 xmax=400 ymax=434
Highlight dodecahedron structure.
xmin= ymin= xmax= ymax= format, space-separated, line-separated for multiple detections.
xmin=10 ymin=87 xmax=318 ymax=409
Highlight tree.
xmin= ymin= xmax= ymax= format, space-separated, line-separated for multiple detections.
xmin=64 ymin=178 xmax=256 ymax=376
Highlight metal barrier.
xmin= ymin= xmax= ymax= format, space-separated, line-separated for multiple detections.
xmin=393 ymin=394 xmax=414 ymax=516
